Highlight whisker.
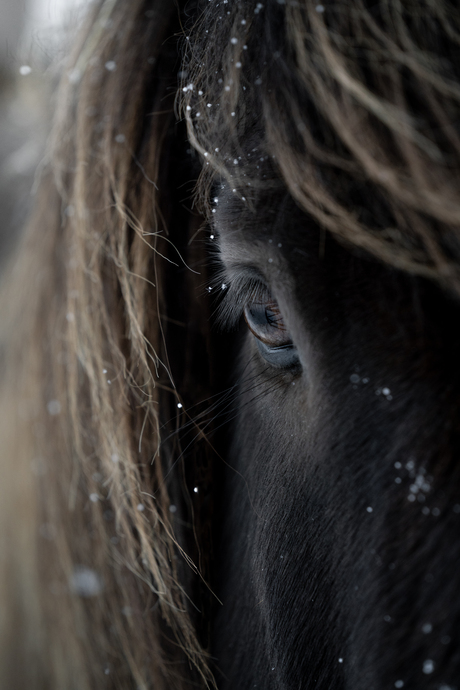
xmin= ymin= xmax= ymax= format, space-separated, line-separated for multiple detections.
xmin=156 ymin=354 xmax=282 ymax=521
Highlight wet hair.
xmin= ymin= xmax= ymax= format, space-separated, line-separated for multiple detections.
xmin=1 ymin=0 xmax=460 ymax=688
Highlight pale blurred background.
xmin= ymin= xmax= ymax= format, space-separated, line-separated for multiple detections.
xmin=0 ymin=0 xmax=90 ymax=264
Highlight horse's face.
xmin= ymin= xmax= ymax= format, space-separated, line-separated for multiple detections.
xmin=211 ymin=175 xmax=460 ymax=688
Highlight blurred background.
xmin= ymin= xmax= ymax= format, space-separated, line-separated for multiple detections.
xmin=0 ymin=0 xmax=90 ymax=265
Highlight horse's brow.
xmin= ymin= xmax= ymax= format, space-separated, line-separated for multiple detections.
xmin=214 ymin=199 xmax=276 ymax=269
xmin=217 ymin=225 xmax=271 ymax=272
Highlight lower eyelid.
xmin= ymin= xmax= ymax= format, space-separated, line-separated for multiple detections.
xmin=255 ymin=339 xmax=300 ymax=369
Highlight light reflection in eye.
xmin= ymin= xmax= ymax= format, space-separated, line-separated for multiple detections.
xmin=244 ymin=297 xmax=300 ymax=369
xmin=244 ymin=299 xmax=291 ymax=347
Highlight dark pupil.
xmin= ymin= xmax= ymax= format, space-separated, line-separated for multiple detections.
xmin=244 ymin=298 xmax=295 ymax=357
xmin=265 ymin=306 xmax=283 ymax=328
xmin=248 ymin=303 xmax=284 ymax=330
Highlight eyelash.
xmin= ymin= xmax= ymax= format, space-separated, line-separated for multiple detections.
xmin=211 ymin=270 xmax=270 ymax=332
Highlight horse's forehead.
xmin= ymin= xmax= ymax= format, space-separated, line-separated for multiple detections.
xmin=214 ymin=180 xmax=318 ymax=263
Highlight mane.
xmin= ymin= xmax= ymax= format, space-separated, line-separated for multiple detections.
xmin=0 ymin=1 xmax=213 ymax=687
xmin=184 ymin=0 xmax=460 ymax=296
xmin=1 ymin=0 xmax=460 ymax=688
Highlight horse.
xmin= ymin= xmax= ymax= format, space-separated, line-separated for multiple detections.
xmin=0 ymin=0 xmax=460 ymax=688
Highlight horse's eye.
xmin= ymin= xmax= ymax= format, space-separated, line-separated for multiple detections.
xmin=244 ymin=298 xmax=300 ymax=369
xmin=244 ymin=299 xmax=289 ymax=346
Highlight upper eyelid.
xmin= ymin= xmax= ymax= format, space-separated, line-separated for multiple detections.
xmin=212 ymin=268 xmax=271 ymax=332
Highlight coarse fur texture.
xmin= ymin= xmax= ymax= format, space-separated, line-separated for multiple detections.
xmin=0 ymin=0 xmax=460 ymax=688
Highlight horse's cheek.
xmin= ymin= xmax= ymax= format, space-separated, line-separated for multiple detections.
xmin=217 ymin=366 xmax=345 ymax=687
